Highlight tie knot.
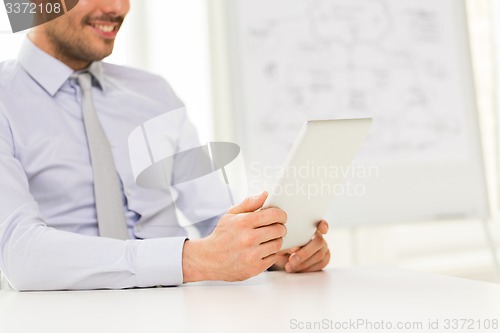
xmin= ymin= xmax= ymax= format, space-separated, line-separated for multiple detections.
xmin=72 ymin=72 xmax=93 ymax=92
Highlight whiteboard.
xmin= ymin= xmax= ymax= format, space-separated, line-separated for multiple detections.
xmin=226 ymin=0 xmax=490 ymax=225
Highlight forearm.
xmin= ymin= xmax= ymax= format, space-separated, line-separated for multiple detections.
xmin=1 ymin=202 xmax=186 ymax=291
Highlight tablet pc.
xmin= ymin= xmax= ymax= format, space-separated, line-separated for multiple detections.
xmin=262 ymin=118 xmax=372 ymax=249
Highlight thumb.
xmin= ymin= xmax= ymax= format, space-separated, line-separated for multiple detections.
xmin=228 ymin=192 xmax=268 ymax=214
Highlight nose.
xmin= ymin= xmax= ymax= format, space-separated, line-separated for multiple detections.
xmin=100 ymin=0 xmax=130 ymax=16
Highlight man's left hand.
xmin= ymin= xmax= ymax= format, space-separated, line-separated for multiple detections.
xmin=272 ymin=220 xmax=331 ymax=273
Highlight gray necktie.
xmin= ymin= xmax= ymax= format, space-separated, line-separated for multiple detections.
xmin=75 ymin=72 xmax=129 ymax=240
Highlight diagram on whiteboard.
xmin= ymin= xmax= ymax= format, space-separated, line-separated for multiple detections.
xmin=236 ymin=0 xmax=469 ymax=165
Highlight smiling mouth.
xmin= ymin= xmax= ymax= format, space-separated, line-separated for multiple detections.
xmin=89 ymin=21 xmax=119 ymax=32
xmin=84 ymin=15 xmax=123 ymax=38
xmin=90 ymin=23 xmax=117 ymax=33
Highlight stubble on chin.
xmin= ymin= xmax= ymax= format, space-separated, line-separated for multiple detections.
xmin=45 ymin=23 xmax=114 ymax=63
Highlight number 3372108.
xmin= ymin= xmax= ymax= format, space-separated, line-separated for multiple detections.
xmin=5 ymin=2 xmax=62 ymax=14
xmin=443 ymin=319 xmax=498 ymax=330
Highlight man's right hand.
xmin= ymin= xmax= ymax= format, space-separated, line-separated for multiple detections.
xmin=182 ymin=192 xmax=287 ymax=282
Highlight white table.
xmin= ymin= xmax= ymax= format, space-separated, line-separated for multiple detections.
xmin=0 ymin=267 xmax=499 ymax=333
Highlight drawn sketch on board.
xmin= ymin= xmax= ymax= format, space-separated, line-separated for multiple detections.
xmin=236 ymin=0 xmax=468 ymax=166
xmin=228 ymin=0 xmax=489 ymax=226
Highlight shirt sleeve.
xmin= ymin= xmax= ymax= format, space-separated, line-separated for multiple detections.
xmin=0 ymin=105 xmax=187 ymax=291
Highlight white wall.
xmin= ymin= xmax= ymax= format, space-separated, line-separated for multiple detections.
xmin=107 ymin=0 xmax=214 ymax=143
xmin=0 ymin=7 xmax=26 ymax=61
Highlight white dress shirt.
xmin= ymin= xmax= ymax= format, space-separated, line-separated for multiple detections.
xmin=0 ymin=38 xmax=231 ymax=290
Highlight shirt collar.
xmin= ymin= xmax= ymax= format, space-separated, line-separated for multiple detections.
xmin=18 ymin=37 xmax=106 ymax=96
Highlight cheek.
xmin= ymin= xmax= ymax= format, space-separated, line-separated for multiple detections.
xmin=123 ymin=0 xmax=131 ymax=14
xmin=74 ymin=0 xmax=95 ymax=11
xmin=45 ymin=13 xmax=81 ymax=37
xmin=52 ymin=24 xmax=82 ymax=46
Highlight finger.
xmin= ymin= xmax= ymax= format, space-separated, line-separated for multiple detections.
xmin=296 ymin=250 xmax=331 ymax=273
xmin=228 ymin=192 xmax=268 ymax=214
xmin=291 ymin=246 xmax=329 ymax=272
xmin=271 ymin=252 xmax=290 ymax=271
xmin=259 ymin=238 xmax=283 ymax=258
xmin=261 ymin=253 xmax=278 ymax=270
xmin=247 ymin=207 xmax=287 ymax=228
xmin=278 ymin=246 xmax=301 ymax=255
xmin=255 ymin=223 xmax=287 ymax=244
xmin=288 ymin=233 xmax=325 ymax=268
xmin=317 ymin=220 xmax=329 ymax=234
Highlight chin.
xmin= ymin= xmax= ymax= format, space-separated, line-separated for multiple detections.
xmin=99 ymin=49 xmax=114 ymax=59
xmin=88 ymin=45 xmax=115 ymax=61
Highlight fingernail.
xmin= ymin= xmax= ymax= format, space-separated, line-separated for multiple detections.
xmin=291 ymin=254 xmax=301 ymax=264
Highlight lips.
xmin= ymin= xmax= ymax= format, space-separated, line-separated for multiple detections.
xmin=87 ymin=21 xmax=120 ymax=38
xmin=91 ymin=23 xmax=116 ymax=33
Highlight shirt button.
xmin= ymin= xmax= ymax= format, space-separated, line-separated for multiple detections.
xmin=126 ymin=188 xmax=133 ymax=196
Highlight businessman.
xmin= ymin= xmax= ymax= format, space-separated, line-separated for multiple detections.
xmin=0 ymin=0 xmax=330 ymax=290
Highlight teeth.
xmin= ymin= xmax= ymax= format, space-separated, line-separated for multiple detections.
xmin=93 ymin=24 xmax=115 ymax=33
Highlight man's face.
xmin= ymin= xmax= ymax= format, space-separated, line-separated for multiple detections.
xmin=37 ymin=0 xmax=130 ymax=65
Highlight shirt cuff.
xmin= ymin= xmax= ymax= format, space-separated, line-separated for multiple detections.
xmin=133 ymin=236 xmax=187 ymax=287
